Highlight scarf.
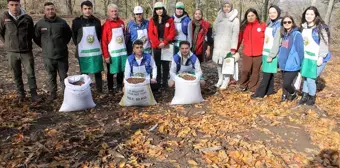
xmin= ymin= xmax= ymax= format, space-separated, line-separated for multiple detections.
xmin=192 ymin=20 xmax=201 ymax=52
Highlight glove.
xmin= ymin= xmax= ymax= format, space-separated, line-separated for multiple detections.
xmin=317 ymin=57 xmax=323 ymax=66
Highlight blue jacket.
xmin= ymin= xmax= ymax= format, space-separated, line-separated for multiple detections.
xmin=172 ymin=15 xmax=191 ymax=36
xmin=127 ymin=53 xmax=152 ymax=75
xmin=278 ymin=28 xmax=304 ymax=71
xmin=126 ymin=19 xmax=149 ymax=54
xmin=173 ymin=53 xmax=197 ymax=73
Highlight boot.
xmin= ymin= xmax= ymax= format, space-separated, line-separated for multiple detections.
xmin=288 ymin=92 xmax=297 ymax=101
xmin=16 ymin=91 xmax=26 ymax=102
xmin=215 ymin=67 xmax=223 ymax=87
xmin=30 ymin=89 xmax=41 ymax=102
xmin=278 ymin=95 xmax=287 ymax=103
xmin=298 ymin=92 xmax=309 ymax=105
xmin=306 ymin=95 xmax=315 ymax=106
xmin=215 ymin=78 xmax=223 ymax=88
xmin=219 ymin=77 xmax=230 ymax=90
xmin=47 ymin=91 xmax=57 ymax=101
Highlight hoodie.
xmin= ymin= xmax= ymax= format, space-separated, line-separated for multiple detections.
xmin=278 ymin=27 xmax=304 ymax=71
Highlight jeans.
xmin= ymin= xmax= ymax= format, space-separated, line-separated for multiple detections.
xmin=302 ymin=62 xmax=327 ymax=96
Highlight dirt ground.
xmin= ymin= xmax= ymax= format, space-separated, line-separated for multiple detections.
xmin=0 ymin=16 xmax=339 ymax=168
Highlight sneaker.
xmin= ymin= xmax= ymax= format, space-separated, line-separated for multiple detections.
xmin=251 ymin=94 xmax=263 ymax=99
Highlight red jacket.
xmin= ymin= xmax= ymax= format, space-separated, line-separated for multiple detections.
xmin=101 ymin=18 xmax=125 ymax=59
xmin=148 ymin=17 xmax=176 ymax=49
xmin=238 ymin=20 xmax=266 ymax=57
xmin=192 ymin=19 xmax=210 ymax=56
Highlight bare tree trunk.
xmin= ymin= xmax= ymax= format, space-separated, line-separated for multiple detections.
xmin=125 ymin=0 xmax=128 ymax=19
xmin=195 ymin=0 xmax=200 ymax=9
xmin=239 ymin=0 xmax=243 ymax=20
xmin=262 ymin=0 xmax=270 ymax=22
xmin=324 ymin=0 xmax=335 ymax=25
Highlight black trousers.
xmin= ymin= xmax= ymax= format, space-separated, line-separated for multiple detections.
xmin=254 ymin=72 xmax=275 ymax=97
xmin=282 ymin=71 xmax=298 ymax=95
xmin=106 ymin=63 xmax=124 ymax=91
xmin=153 ymin=48 xmax=169 ymax=86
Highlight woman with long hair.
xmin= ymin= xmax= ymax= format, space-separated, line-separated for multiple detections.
xmin=299 ymin=6 xmax=331 ymax=106
xmin=188 ymin=9 xmax=213 ymax=63
xmin=212 ymin=0 xmax=240 ymax=90
xmin=251 ymin=5 xmax=282 ymax=98
xmin=237 ymin=8 xmax=266 ymax=92
xmin=148 ymin=2 xmax=176 ymax=88
xmin=277 ymin=15 xmax=304 ymax=103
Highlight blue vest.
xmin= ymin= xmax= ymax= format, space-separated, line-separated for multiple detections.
xmin=127 ymin=53 xmax=152 ymax=75
xmin=311 ymin=26 xmax=331 ymax=62
xmin=173 ymin=54 xmax=197 ymax=73
xmin=127 ymin=20 xmax=149 ymax=42
xmin=172 ymin=15 xmax=191 ymax=36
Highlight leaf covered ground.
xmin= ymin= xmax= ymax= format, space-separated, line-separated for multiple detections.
xmin=0 ymin=23 xmax=340 ymax=168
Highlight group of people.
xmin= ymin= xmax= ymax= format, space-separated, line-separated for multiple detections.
xmin=0 ymin=0 xmax=331 ymax=106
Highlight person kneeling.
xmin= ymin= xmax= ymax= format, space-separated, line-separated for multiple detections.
xmin=124 ymin=40 xmax=157 ymax=85
xmin=120 ymin=40 xmax=157 ymax=106
xmin=169 ymin=41 xmax=205 ymax=88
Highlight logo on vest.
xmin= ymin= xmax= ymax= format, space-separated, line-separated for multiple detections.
xmin=41 ymin=28 xmax=47 ymax=31
xmin=87 ymin=35 xmax=95 ymax=44
xmin=4 ymin=19 xmax=11 ymax=22
xmin=116 ymin=36 xmax=124 ymax=44
xmin=265 ymin=35 xmax=269 ymax=44
xmin=303 ymin=36 xmax=309 ymax=46
xmin=134 ymin=73 xmax=145 ymax=77
xmin=257 ymin=28 xmax=262 ymax=32
xmin=225 ymin=58 xmax=231 ymax=63
xmin=165 ymin=23 xmax=169 ymax=27
xmin=140 ymin=36 xmax=147 ymax=44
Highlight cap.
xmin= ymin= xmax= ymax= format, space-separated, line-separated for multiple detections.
xmin=153 ymin=2 xmax=164 ymax=9
xmin=175 ymin=2 xmax=185 ymax=9
xmin=134 ymin=6 xmax=143 ymax=14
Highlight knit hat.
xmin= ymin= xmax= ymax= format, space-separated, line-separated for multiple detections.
xmin=154 ymin=2 xmax=164 ymax=9
xmin=222 ymin=0 xmax=233 ymax=10
xmin=134 ymin=6 xmax=143 ymax=14
xmin=269 ymin=5 xmax=281 ymax=19
xmin=176 ymin=2 xmax=185 ymax=9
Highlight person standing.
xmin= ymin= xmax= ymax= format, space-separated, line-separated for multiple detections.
xmin=212 ymin=0 xmax=240 ymax=90
xmin=172 ymin=2 xmax=191 ymax=54
xmin=126 ymin=6 xmax=151 ymax=55
xmin=277 ymin=16 xmax=304 ymax=103
xmin=299 ymin=6 xmax=331 ymax=106
xmin=237 ymin=8 xmax=266 ymax=92
xmin=251 ymin=5 xmax=282 ymax=98
xmin=188 ymin=9 xmax=213 ymax=63
xmin=72 ymin=1 xmax=103 ymax=93
xmin=0 ymin=0 xmax=40 ymax=102
xmin=34 ymin=2 xmax=72 ymax=101
xmin=148 ymin=2 xmax=176 ymax=88
xmin=101 ymin=4 xmax=127 ymax=93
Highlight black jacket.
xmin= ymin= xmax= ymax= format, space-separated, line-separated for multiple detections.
xmin=0 ymin=11 xmax=34 ymax=52
xmin=34 ymin=16 xmax=72 ymax=59
xmin=71 ymin=15 xmax=101 ymax=45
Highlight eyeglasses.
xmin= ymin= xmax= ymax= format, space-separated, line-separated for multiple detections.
xmin=283 ymin=21 xmax=292 ymax=24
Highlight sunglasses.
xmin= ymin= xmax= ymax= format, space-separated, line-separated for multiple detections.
xmin=283 ymin=21 xmax=292 ymax=24
xmin=135 ymin=13 xmax=142 ymax=15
